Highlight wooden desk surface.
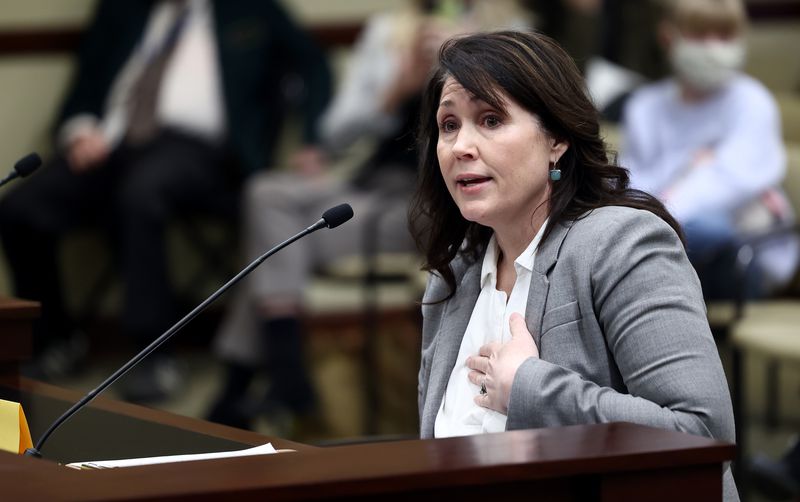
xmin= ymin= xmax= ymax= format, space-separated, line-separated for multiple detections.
xmin=0 ymin=296 xmax=40 ymax=318
xmin=0 ymin=380 xmax=734 ymax=502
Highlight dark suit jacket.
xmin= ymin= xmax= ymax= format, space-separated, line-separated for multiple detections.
xmin=58 ymin=0 xmax=332 ymax=176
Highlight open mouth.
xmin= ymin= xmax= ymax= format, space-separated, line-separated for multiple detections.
xmin=457 ymin=177 xmax=491 ymax=187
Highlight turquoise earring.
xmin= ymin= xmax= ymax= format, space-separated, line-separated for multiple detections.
xmin=549 ymin=162 xmax=561 ymax=182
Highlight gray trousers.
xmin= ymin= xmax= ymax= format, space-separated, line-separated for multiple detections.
xmin=214 ymin=169 xmax=415 ymax=366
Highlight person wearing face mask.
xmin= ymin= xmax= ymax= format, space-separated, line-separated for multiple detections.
xmin=620 ymin=0 xmax=798 ymax=300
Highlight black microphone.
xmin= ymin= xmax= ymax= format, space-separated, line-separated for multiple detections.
xmin=308 ymin=203 xmax=354 ymax=231
xmin=24 ymin=203 xmax=354 ymax=458
xmin=0 ymin=153 xmax=42 ymax=188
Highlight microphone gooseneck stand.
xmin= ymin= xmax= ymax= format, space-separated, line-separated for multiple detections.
xmin=25 ymin=203 xmax=354 ymax=458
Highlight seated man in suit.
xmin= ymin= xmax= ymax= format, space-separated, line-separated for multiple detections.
xmin=0 ymin=0 xmax=331 ymax=402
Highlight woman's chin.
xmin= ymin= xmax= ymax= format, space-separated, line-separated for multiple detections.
xmin=458 ymin=206 xmax=492 ymax=227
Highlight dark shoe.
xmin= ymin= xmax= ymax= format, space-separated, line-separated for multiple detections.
xmin=206 ymin=395 xmax=296 ymax=435
xmin=118 ymin=355 xmax=184 ymax=404
xmin=206 ymin=397 xmax=253 ymax=430
xmin=249 ymin=397 xmax=320 ymax=439
xmin=261 ymin=387 xmax=315 ymax=417
xmin=205 ymin=363 xmax=257 ymax=429
xmin=261 ymin=317 xmax=316 ymax=415
xmin=749 ymin=453 xmax=800 ymax=500
xmin=23 ymin=331 xmax=90 ymax=381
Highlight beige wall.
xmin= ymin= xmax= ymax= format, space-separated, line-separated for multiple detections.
xmin=745 ymin=20 xmax=800 ymax=93
xmin=0 ymin=0 xmax=94 ymax=169
xmin=0 ymin=0 xmax=95 ymax=26
xmin=0 ymin=58 xmax=74 ymax=168
xmin=0 ymin=0 xmax=401 ymax=26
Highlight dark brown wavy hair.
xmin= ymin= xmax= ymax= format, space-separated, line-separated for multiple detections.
xmin=408 ymin=30 xmax=683 ymax=301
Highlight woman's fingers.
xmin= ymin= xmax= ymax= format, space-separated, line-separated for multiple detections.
xmin=467 ymin=369 xmax=484 ymax=386
xmin=478 ymin=341 xmax=501 ymax=357
xmin=466 ymin=354 xmax=488 ymax=373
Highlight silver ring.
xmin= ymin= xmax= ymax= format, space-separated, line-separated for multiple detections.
xmin=479 ymin=379 xmax=487 ymax=395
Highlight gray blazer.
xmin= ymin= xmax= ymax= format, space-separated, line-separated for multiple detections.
xmin=418 ymin=206 xmax=738 ymax=501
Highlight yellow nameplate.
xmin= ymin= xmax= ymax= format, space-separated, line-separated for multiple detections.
xmin=0 ymin=399 xmax=33 ymax=454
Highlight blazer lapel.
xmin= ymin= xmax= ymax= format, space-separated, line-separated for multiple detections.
xmin=421 ymin=260 xmax=482 ymax=434
xmin=526 ymin=221 xmax=572 ymax=345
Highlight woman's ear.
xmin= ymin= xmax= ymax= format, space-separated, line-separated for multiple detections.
xmin=550 ymin=138 xmax=569 ymax=164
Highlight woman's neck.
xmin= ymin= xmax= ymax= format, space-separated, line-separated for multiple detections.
xmin=494 ymin=213 xmax=546 ymax=264
xmin=493 ymin=216 xmax=546 ymax=296
xmin=495 ymin=231 xmax=533 ymax=268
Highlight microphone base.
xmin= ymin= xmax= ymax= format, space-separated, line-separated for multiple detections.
xmin=23 ymin=447 xmax=42 ymax=458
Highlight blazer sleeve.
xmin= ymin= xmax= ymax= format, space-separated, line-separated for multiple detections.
xmin=506 ymin=211 xmax=735 ymax=444
xmin=418 ymin=272 xmax=445 ymax=421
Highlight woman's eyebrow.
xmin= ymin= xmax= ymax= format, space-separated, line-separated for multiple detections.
xmin=439 ymin=95 xmax=485 ymax=108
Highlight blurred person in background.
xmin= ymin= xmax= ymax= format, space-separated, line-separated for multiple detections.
xmin=620 ymin=0 xmax=797 ymax=300
xmin=0 ymin=0 xmax=331 ymax=402
xmin=519 ymin=0 xmax=603 ymax=71
xmin=750 ymin=435 xmax=800 ymax=500
xmin=206 ymin=0 xmax=531 ymax=432
xmin=518 ymin=0 xmax=668 ymax=119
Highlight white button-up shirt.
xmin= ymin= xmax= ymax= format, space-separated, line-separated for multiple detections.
xmin=434 ymin=222 xmax=546 ymax=437
xmin=60 ymin=0 xmax=226 ymax=148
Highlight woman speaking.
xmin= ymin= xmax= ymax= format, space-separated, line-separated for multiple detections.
xmin=411 ymin=31 xmax=737 ymax=500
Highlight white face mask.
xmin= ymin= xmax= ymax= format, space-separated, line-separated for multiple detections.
xmin=669 ymin=36 xmax=746 ymax=92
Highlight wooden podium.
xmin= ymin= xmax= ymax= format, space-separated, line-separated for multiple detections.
xmin=0 ymin=297 xmax=734 ymax=500
xmin=0 ymin=379 xmax=734 ymax=501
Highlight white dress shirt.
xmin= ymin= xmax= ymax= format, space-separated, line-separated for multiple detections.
xmin=60 ymin=0 xmax=226 ymax=149
xmin=434 ymin=222 xmax=547 ymax=437
xmin=317 ymin=12 xmax=404 ymax=153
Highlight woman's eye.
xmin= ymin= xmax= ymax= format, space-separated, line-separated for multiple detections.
xmin=440 ymin=120 xmax=458 ymax=133
xmin=483 ymin=115 xmax=501 ymax=128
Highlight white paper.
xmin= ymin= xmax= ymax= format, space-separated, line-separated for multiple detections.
xmin=66 ymin=442 xmax=278 ymax=469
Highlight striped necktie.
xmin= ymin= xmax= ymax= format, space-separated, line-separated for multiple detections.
xmin=125 ymin=1 xmax=190 ymax=145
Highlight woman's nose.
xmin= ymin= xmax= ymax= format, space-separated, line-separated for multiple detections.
xmin=451 ymin=126 xmax=477 ymax=160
